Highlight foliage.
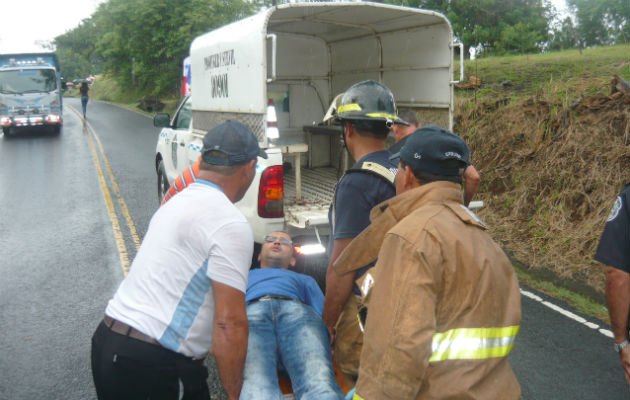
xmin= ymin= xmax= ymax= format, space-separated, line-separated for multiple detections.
xmin=547 ymin=17 xmax=579 ymax=52
xmin=386 ymin=0 xmax=552 ymax=57
xmin=567 ymin=0 xmax=630 ymax=47
xmin=55 ymin=0 xmax=256 ymax=98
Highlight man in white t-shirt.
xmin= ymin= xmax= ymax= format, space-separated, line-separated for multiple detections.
xmin=91 ymin=120 xmax=267 ymax=400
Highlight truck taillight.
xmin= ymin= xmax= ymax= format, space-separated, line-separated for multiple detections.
xmin=258 ymin=165 xmax=284 ymax=218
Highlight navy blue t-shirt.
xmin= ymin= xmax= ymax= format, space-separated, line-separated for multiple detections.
xmin=328 ymin=150 xmax=397 ymax=293
xmin=594 ymin=183 xmax=630 ymax=273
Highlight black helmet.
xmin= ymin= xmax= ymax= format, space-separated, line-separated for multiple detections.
xmin=334 ymin=80 xmax=409 ymax=127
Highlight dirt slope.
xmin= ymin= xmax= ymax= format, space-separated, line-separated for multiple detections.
xmin=457 ymin=75 xmax=630 ymax=295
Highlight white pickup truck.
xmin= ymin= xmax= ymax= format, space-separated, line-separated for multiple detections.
xmin=154 ymin=2 xmax=462 ymax=283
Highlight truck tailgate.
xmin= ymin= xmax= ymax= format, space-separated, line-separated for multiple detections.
xmin=283 ymin=166 xmax=338 ymax=228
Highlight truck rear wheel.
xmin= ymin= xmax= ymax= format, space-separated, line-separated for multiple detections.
xmin=157 ymin=159 xmax=169 ymax=204
xmin=2 ymin=127 xmax=11 ymax=137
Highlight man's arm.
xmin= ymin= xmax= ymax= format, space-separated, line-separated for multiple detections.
xmin=322 ymin=237 xmax=354 ymax=335
xmin=606 ymin=266 xmax=630 ymax=384
xmin=211 ymin=280 xmax=249 ymax=400
xmin=463 ymin=165 xmax=481 ymax=207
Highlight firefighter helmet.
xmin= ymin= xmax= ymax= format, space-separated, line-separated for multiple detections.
xmin=333 ymin=80 xmax=409 ymax=127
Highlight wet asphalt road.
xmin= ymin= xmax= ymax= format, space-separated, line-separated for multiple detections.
xmin=0 ymin=97 xmax=629 ymax=399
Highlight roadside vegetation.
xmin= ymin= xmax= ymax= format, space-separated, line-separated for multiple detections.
xmin=456 ymin=44 xmax=630 ymax=316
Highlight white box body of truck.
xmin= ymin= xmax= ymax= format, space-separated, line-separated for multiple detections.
xmin=155 ymin=2 xmax=460 ymax=278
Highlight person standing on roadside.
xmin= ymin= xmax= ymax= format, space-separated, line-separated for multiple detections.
xmin=389 ymin=110 xmax=481 ymax=207
xmin=91 ymin=120 xmax=267 ymax=400
xmin=342 ymin=127 xmax=521 ymax=399
xmin=321 ymin=80 xmax=409 ymax=385
xmin=595 ymin=182 xmax=630 ymax=384
xmin=388 ymin=108 xmax=419 ymax=154
xmin=80 ymin=81 xmax=89 ymax=118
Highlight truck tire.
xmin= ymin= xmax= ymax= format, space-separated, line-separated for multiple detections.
xmin=2 ymin=127 xmax=11 ymax=137
xmin=157 ymin=159 xmax=169 ymax=204
xmin=51 ymin=125 xmax=61 ymax=135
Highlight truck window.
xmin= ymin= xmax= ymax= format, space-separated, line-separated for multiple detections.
xmin=173 ymin=97 xmax=192 ymax=130
xmin=0 ymin=69 xmax=57 ymax=93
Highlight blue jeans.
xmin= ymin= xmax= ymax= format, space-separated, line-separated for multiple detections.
xmin=81 ymin=96 xmax=89 ymax=115
xmin=240 ymin=298 xmax=344 ymax=400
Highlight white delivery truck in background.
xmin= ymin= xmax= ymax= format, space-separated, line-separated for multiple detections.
xmin=154 ymin=2 xmax=462 ymax=285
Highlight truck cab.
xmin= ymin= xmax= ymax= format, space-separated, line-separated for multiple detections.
xmin=0 ymin=53 xmax=63 ymax=136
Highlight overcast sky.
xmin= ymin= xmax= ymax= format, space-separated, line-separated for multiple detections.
xmin=0 ymin=0 xmax=105 ymax=53
xmin=0 ymin=0 xmax=568 ymax=54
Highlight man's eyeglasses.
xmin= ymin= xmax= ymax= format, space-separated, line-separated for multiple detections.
xmin=264 ymin=235 xmax=292 ymax=246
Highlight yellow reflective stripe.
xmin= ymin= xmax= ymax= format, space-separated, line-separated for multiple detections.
xmin=353 ymin=393 xmax=365 ymax=400
xmin=338 ymin=103 xmax=362 ymax=113
xmin=429 ymin=325 xmax=520 ymax=362
xmin=365 ymin=112 xmax=398 ymax=119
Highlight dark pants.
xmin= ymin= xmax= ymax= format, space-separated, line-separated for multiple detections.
xmin=91 ymin=321 xmax=210 ymax=400
xmin=81 ymin=96 xmax=88 ymax=116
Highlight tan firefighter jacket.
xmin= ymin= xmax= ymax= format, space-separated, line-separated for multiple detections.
xmin=335 ymin=181 xmax=521 ymax=400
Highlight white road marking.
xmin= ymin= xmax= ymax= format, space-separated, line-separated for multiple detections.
xmin=520 ymin=288 xmax=612 ymax=338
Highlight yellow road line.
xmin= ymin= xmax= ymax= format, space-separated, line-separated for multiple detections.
xmin=92 ymin=132 xmax=142 ymax=251
xmin=73 ymin=105 xmax=142 ymax=276
xmin=81 ymin=117 xmax=131 ymax=275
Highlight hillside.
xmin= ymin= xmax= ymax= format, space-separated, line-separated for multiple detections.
xmin=455 ymin=45 xmax=630 ymax=301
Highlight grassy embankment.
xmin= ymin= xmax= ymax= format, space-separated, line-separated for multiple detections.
xmin=456 ymin=44 xmax=630 ymax=322
xmin=87 ymin=45 xmax=630 ymax=322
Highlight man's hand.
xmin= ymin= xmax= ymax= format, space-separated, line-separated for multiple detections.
xmin=212 ymin=281 xmax=249 ymax=400
xmin=620 ymin=346 xmax=630 ymax=384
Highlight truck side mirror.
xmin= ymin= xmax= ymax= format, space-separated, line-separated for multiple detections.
xmin=153 ymin=113 xmax=171 ymax=128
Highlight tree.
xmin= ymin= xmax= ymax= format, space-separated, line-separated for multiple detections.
xmin=567 ymin=0 xmax=630 ymax=47
xmin=56 ymin=0 xmax=257 ymax=98
xmin=547 ymin=17 xmax=580 ymax=52
xmin=386 ymin=0 xmax=553 ymax=57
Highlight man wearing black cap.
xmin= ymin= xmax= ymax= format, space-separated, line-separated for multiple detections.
xmin=91 ymin=120 xmax=267 ymax=400
xmin=334 ymin=126 xmax=522 ymax=399
xmin=390 ymin=117 xmax=481 ymax=207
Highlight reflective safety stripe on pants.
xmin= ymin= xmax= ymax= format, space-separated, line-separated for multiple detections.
xmin=430 ymin=325 xmax=520 ymax=362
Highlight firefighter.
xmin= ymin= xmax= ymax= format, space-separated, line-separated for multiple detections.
xmin=321 ymin=80 xmax=409 ymax=385
xmin=337 ymin=126 xmax=522 ymax=399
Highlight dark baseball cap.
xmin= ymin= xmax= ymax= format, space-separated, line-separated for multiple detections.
xmin=390 ymin=125 xmax=470 ymax=176
xmin=202 ymin=120 xmax=268 ymax=165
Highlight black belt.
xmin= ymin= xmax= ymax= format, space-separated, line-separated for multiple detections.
xmin=247 ymin=294 xmax=296 ymax=305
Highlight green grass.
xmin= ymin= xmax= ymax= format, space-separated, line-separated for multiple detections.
xmin=514 ymin=265 xmax=609 ymax=324
xmin=456 ymin=44 xmax=630 ymax=103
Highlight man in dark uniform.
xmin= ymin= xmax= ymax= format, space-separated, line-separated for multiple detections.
xmin=321 ymin=80 xmax=409 ymax=385
xmin=595 ymin=183 xmax=630 ymax=384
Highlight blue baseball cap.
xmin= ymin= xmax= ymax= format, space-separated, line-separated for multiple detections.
xmin=390 ymin=125 xmax=470 ymax=176
xmin=202 ymin=120 xmax=268 ymax=165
